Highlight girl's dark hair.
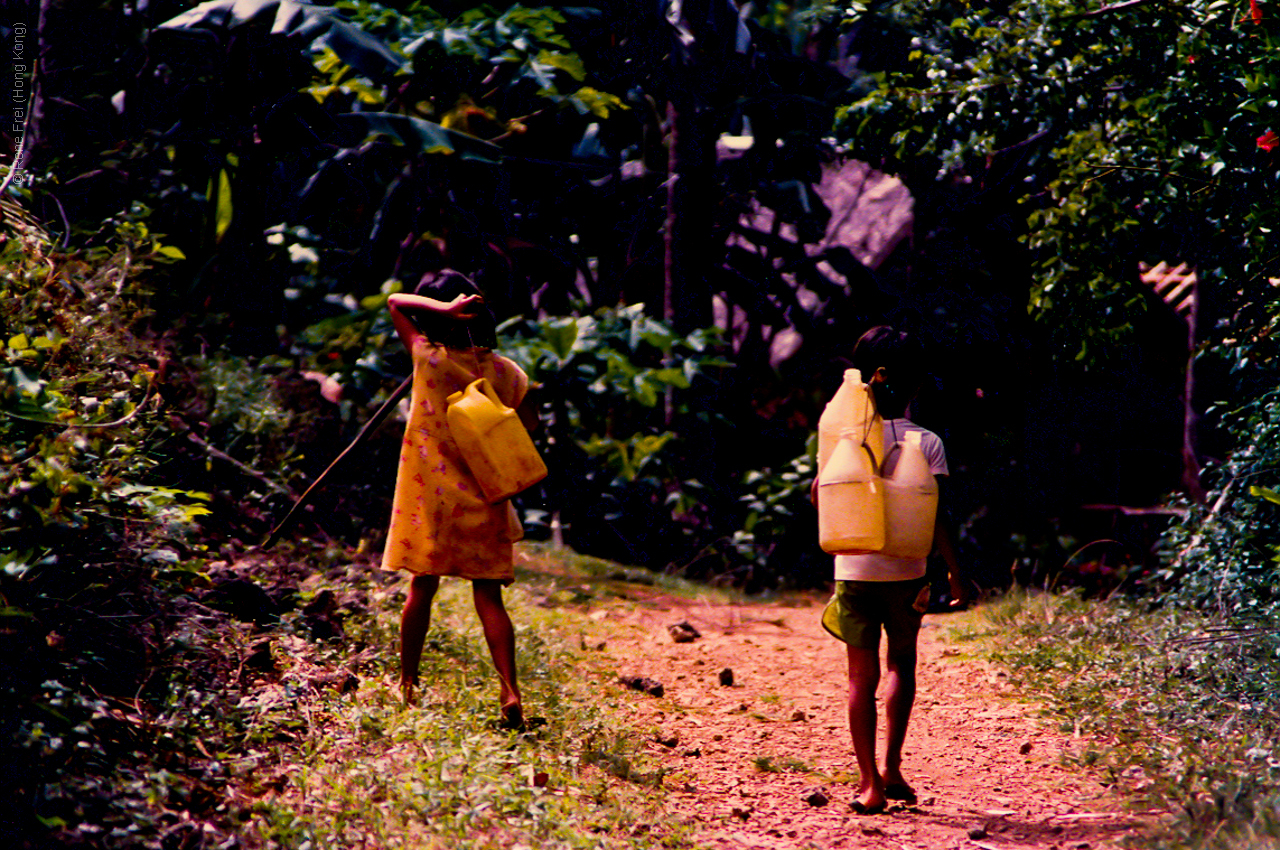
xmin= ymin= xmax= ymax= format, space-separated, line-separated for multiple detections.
xmin=409 ymin=270 xmax=498 ymax=349
xmin=850 ymin=326 xmax=925 ymax=418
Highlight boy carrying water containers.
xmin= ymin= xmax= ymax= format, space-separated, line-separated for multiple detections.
xmin=812 ymin=326 xmax=968 ymax=814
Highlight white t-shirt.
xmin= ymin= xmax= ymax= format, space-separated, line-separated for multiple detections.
xmin=833 ymin=419 xmax=948 ymax=582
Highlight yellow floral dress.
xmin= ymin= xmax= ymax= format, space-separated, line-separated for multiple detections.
xmin=380 ymin=340 xmax=529 ymax=581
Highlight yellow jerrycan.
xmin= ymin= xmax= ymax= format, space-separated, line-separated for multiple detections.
xmin=817 ymin=369 xmax=883 ymax=474
xmin=880 ymin=430 xmax=939 ymax=558
xmin=446 ymin=378 xmax=547 ymax=503
xmin=817 ymin=429 xmax=886 ymax=554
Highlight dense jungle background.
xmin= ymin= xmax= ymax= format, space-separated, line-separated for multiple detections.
xmin=2 ymin=0 xmax=1279 ymax=847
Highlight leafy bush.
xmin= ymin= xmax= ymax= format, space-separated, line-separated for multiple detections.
xmin=0 ymin=219 xmax=233 ymax=847
xmin=731 ymin=445 xmax=827 ymax=589
xmin=497 ymin=305 xmax=736 ymax=572
xmin=0 ymin=216 xmax=382 ymax=848
xmin=1151 ymin=265 xmax=1280 ymax=619
xmin=836 ymin=0 xmax=1279 ymax=362
xmin=1160 ymin=385 xmax=1280 ymax=621
xmin=0 ymin=216 xmax=185 ymax=556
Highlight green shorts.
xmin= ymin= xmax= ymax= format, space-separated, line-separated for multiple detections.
xmin=821 ymin=578 xmax=930 ymax=649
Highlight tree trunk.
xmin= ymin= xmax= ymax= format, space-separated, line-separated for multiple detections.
xmin=26 ymin=0 xmax=119 ymax=172
xmin=1181 ymin=279 xmax=1205 ymax=502
xmin=663 ymin=98 xmax=716 ymax=335
xmin=661 ymin=0 xmax=719 ymax=336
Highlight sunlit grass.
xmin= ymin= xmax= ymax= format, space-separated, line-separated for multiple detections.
xmin=238 ymin=547 xmax=699 ymax=849
xmin=973 ymin=588 xmax=1280 ymax=850
xmin=516 ymin=542 xmax=742 ymax=603
xmin=752 ymin=754 xmax=814 ymax=775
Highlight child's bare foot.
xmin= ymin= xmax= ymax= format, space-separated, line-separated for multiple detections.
xmin=883 ymin=781 xmax=917 ymax=803
xmin=499 ymin=702 xmax=524 ymax=731
xmin=851 ymin=776 xmax=887 ymax=815
xmin=880 ymin=768 xmax=917 ymax=803
xmin=850 ymin=790 xmax=886 ymax=815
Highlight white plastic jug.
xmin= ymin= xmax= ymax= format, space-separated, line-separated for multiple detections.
xmin=818 ymin=429 xmax=885 ymax=554
xmin=880 ymin=430 xmax=938 ymax=559
xmin=817 ymin=369 xmax=883 ymax=475
xmin=446 ymin=378 xmax=547 ymax=503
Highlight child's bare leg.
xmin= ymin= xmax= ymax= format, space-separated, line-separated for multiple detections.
xmin=846 ymin=645 xmax=885 ymax=812
xmin=881 ymin=644 xmax=918 ymax=795
xmin=472 ymin=579 xmax=522 ymax=725
xmin=400 ymin=574 xmax=440 ymax=701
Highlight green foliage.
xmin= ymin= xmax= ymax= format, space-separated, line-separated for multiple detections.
xmin=160 ymin=0 xmax=408 ymax=81
xmin=837 ymin=0 xmax=1279 ymax=362
xmin=753 ymin=0 xmax=860 ymax=52
xmin=1153 ymin=198 xmax=1280 ymax=618
xmin=497 ymin=305 xmax=736 ymax=568
xmin=980 ymin=590 xmax=1280 ymax=849
xmin=732 ymin=444 xmax=823 ymax=585
xmin=0 ymin=222 xmax=182 ymax=551
xmin=499 ymin=304 xmax=727 ymax=414
xmin=1160 ymin=385 xmax=1280 ymax=620
xmin=0 ymin=219 xmax=234 ymax=846
xmin=360 ymin=3 xmax=620 ymax=121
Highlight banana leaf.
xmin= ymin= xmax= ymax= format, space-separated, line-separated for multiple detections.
xmin=158 ymin=0 xmax=406 ymax=81
xmin=335 ymin=112 xmax=503 ymax=163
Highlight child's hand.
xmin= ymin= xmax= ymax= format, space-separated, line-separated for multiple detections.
xmin=947 ymin=572 xmax=969 ymax=609
xmin=443 ymin=293 xmax=484 ymax=319
xmin=388 ymin=292 xmax=484 ymax=319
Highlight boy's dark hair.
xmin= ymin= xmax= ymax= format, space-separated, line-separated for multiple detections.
xmin=410 ymin=270 xmax=498 ymax=349
xmin=851 ymin=326 xmax=925 ymax=418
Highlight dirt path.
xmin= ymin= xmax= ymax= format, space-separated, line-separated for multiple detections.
xmin=584 ymin=586 xmax=1165 ymax=849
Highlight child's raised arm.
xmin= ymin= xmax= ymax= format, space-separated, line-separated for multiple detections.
xmin=387 ymin=292 xmax=484 ymax=348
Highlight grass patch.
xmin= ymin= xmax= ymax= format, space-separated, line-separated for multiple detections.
xmin=977 ymin=588 xmax=1280 ymax=850
xmin=752 ymin=755 xmax=814 ymax=775
xmin=236 ymin=547 xmax=697 ymax=849
xmin=517 ymin=542 xmax=742 ymax=604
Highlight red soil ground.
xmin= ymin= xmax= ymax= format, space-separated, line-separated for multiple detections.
xmin=589 ymin=585 xmax=1166 ymax=849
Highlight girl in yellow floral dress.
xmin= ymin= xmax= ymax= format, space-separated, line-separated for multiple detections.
xmin=382 ymin=271 xmax=534 ymax=729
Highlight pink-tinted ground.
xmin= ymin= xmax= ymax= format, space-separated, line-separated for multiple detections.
xmin=588 ymin=585 xmax=1166 ymax=849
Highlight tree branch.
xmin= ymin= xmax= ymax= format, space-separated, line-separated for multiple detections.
xmin=0 ymin=386 xmax=155 ymax=429
xmin=1082 ymin=162 xmax=1214 ymax=186
xmin=1079 ymin=0 xmax=1152 ymax=18
xmin=184 ymin=430 xmax=297 ymax=501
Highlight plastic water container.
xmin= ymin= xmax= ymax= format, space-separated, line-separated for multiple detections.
xmin=880 ymin=430 xmax=938 ymax=559
xmin=818 ymin=430 xmax=885 ymax=554
xmin=817 ymin=369 xmax=883 ymax=475
xmin=446 ymin=378 xmax=547 ymax=503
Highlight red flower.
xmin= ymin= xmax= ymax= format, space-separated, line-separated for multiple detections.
xmin=1251 ymin=0 xmax=1264 ymax=23
xmin=1259 ymin=130 xmax=1280 ymax=152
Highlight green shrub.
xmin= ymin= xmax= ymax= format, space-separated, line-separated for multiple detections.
xmin=1158 ymin=299 xmax=1280 ymax=623
xmin=497 ymin=305 xmax=736 ymax=573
